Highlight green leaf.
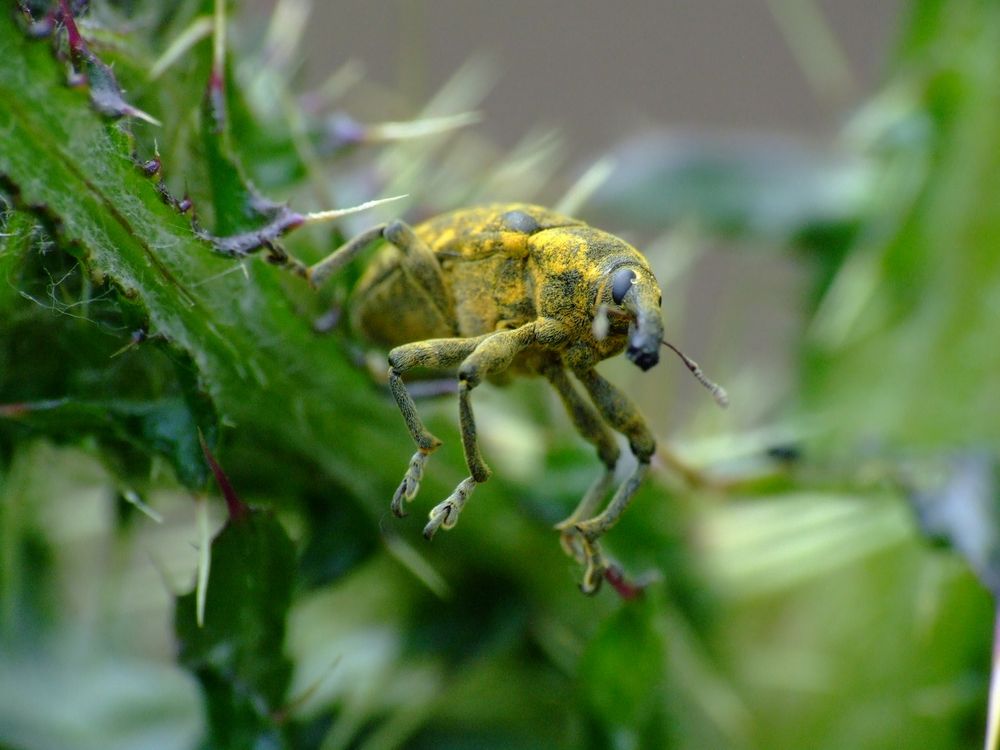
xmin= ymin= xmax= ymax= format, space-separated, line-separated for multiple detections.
xmin=587 ymin=133 xmax=870 ymax=248
xmin=0 ymin=395 xmax=215 ymax=487
xmin=0 ymin=10 xmax=404 ymax=506
xmin=578 ymin=596 xmax=667 ymax=737
xmin=802 ymin=1 xmax=1000 ymax=448
xmin=200 ymin=57 xmax=281 ymax=237
xmin=175 ymin=509 xmax=297 ymax=750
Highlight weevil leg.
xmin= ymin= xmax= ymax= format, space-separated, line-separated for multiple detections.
xmin=387 ymin=335 xmax=493 ymax=515
xmin=542 ymin=365 xmax=620 ymax=564
xmin=285 ymin=220 xmax=451 ymax=316
xmin=381 ymin=220 xmax=452 ymax=323
xmin=307 ymin=224 xmax=388 ymax=288
xmin=569 ymin=367 xmax=657 ymax=594
xmin=423 ymin=322 xmax=544 ymax=540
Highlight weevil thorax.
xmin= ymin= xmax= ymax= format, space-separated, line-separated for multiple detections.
xmin=527 ymin=221 xmax=663 ymax=370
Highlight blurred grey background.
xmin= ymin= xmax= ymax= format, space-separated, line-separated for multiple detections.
xmin=252 ymin=0 xmax=901 ymax=158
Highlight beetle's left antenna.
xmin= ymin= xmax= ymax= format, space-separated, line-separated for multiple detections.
xmin=661 ymin=340 xmax=729 ymax=408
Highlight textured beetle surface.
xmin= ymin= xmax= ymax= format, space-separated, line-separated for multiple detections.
xmin=241 ymin=203 xmax=666 ymax=594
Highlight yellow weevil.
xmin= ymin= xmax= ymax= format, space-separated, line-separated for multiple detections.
xmin=219 ymin=203 xmax=726 ymax=594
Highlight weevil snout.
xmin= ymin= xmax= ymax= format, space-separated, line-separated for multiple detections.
xmin=610 ymin=267 xmax=664 ymax=371
xmin=627 ymin=336 xmax=660 ymax=371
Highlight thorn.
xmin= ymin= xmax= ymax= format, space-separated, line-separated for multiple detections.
xmin=299 ymin=194 xmax=408 ymax=226
xmin=148 ymin=15 xmax=214 ymax=81
xmin=198 ymin=429 xmax=249 ymax=523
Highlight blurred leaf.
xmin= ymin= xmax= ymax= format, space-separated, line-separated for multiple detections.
xmin=910 ymin=453 xmax=1000 ymax=596
xmin=0 ymin=395 xmax=215 ymax=487
xmin=587 ymin=132 xmax=871 ymax=248
xmin=0 ymin=649 xmax=201 ymax=750
xmin=803 ymin=0 xmax=1000 ymax=447
xmin=578 ymin=596 xmax=668 ymax=739
xmin=175 ymin=509 xmax=297 ymax=750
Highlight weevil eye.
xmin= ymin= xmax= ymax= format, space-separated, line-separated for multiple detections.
xmin=500 ymin=209 xmax=539 ymax=234
xmin=611 ymin=268 xmax=636 ymax=305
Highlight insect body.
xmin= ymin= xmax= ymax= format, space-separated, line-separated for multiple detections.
xmin=229 ymin=203 xmax=720 ymax=593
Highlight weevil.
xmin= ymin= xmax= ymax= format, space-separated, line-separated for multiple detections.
xmin=222 ymin=203 xmax=725 ymax=593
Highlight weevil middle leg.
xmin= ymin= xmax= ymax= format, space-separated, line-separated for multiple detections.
xmin=420 ymin=322 xmax=550 ymax=539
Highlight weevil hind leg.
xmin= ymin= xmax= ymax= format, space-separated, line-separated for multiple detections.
xmin=555 ymin=469 xmax=615 ymax=562
xmin=306 ymin=224 xmax=388 ymax=288
xmin=564 ymin=367 xmax=656 ymax=592
xmin=574 ymin=463 xmax=650 ymax=593
xmin=542 ymin=364 xmax=621 ymax=566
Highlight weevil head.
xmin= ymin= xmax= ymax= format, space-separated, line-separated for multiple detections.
xmin=604 ymin=265 xmax=664 ymax=371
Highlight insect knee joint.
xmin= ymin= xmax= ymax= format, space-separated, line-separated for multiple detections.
xmin=458 ymin=364 xmax=481 ymax=388
xmin=629 ymin=438 xmax=656 ymax=463
xmin=599 ymin=444 xmax=621 ymax=470
xmin=387 ymin=350 xmax=409 ymax=372
xmin=383 ymin=220 xmax=411 ymax=247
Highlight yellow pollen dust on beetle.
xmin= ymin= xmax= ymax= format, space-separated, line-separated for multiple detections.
xmin=222 ymin=203 xmax=726 ymax=594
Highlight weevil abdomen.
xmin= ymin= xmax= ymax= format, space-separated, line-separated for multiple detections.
xmin=351 ymin=204 xmax=583 ymax=348
xmin=349 ymin=244 xmax=457 ymax=348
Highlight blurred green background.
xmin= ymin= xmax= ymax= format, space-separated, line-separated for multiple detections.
xmin=1 ymin=1 xmax=998 ymax=749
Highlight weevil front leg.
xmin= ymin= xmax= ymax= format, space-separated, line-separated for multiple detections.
xmin=387 ymin=335 xmax=493 ymax=516
xmin=213 ymin=223 xmax=388 ymax=282
xmin=570 ymin=367 xmax=657 ymax=594
xmin=542 ymin=365 xmax=620 ymax=564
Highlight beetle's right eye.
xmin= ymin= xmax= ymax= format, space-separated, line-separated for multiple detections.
xmin=611 ymin=268 xmax=636 ymax=305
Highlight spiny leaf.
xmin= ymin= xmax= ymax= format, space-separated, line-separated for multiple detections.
xmin=175 ymin=508 xmax=297 ymax=750
xmin=0 ymin=396 xmax=215 ymax=487
xmin=0 ymin=11 xmax=405 ymax=507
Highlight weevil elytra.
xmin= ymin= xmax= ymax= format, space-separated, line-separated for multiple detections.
xmin=220 ymin=203 xmax=724 ymax=594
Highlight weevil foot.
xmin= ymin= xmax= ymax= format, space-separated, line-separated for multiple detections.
xmin=555 ymin=522 xmax=587 ymax=564
xmin=574 ymin=525 xmax=608 ymax=595
xmin=580 ymin=559 xmax=606 ymax=595
xmin=391 ymin=450 xmax=430 ymax=516
xmin=423 ymin=477 xmax=477 ymax=540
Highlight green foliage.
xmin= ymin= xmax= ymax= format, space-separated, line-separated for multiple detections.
xmin=0 ymin=1 xmax=997 ymax=749
xmin=176 ymin=508 xmax=297 ymax=749
xmin=803 ymin=0 xmax=1000 ymax=448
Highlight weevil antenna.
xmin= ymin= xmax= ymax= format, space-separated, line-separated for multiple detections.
xmin=661 ymin=339 xmax=729 ymax=408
